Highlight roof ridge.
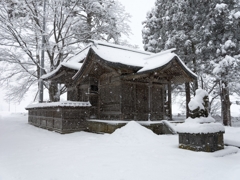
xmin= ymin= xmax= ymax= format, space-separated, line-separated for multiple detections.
xmin=144 ymin=48 xmax=176 ymax=60
xmin=66 ymin=43 xmax=92 ymax=62
xmin=88 ymin=39 xmax=152 ymax=55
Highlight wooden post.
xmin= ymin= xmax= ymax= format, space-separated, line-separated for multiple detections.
xmin=185 ymin=82 xmax=190 ymax=118
xmin=148 ymin=81 xmax=153 ymax=121
xmin=133 ymin=84 xmax=137 ymax=120
xmin=162 ymin=85 xmax=167 ymax=119
xmin=168 ymin=82 xmax=172 ymax=120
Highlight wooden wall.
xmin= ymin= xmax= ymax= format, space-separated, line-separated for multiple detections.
xmin=151 ymin=84 xmax=165 ymax=120
xmin=97 ymin=71 xmax=165 ymax=120
xmin=121 ymin=82 xmax=164 ymax=120
xmin=67 ymin=76 xmax=98 ymax=119
xmin=67 ymin=86 xmax=79 ymax=101
xmin=99 ymin=72 xmax=122 ymax=119
xmin=67 ymin=72 xmax=166 ymax=121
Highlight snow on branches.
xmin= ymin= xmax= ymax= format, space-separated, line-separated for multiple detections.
xmin=0 ymin=0 xmax=131 ymax=102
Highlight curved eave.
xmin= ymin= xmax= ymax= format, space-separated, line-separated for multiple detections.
xmin=41 ymin=45 xmax=90 ymax=81
xmin=137 ymin=56 xmax=197 ymax=81
xmin=42 ymin=66 xmax=78 ymax=85
xmin=72 ymin=48 xmax=94 ymax=82
xmin=175 ymin=56 xmax=198 ymax=80
xmin=41 ymin=64 xmax=64 ymax=80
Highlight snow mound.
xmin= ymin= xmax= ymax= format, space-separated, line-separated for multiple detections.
xmin=213 ymin=146 xmax=238 ymax=157
xmin=109 ymin=121 xmax=158 ymax=144
xmin=225 ymin=139 xmax=240 ymax=148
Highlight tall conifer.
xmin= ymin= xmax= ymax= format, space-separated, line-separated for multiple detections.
xmin=143 ymin=0 xmax=240 ymax=125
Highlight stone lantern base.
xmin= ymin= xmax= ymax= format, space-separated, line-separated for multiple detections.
xmin=179 ymin=132 xmax=224 ymax=152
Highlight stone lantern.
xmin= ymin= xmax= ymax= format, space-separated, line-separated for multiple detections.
xmin=177 ymin=89 xmax=225 ymax=152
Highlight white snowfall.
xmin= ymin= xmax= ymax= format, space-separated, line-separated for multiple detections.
xmin=1 ymin=112 xmax=240 ymax=180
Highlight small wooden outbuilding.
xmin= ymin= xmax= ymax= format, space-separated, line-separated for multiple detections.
xmin=26 ymin=40 xmax=197 ymax=133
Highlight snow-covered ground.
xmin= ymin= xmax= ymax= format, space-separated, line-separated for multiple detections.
xmin=1 ymin=112 xmax=240 ymax=180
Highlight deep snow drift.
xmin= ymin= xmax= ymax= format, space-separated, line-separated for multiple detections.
xmin=0 ymin=112 xmax=240 ymax=180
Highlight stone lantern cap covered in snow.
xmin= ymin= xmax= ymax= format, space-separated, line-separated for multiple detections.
xmin=188 ymin=89 xmax=209 ymax=118
xmin=176 ymin=89 xmax=225 ymax=152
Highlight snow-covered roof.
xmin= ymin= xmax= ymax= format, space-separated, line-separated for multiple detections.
xmin=89 ymin=41 xmax=188 ymax=74
xmin=138 ymin=49 xmax=197 ymax=78
xmin=41 ymin=62 xmax=83 ymax=80
xmin=66 ymin=45 xmax=91 ymax=63
xmin=42 ymin=40 xmax=197 ymax=81
xmin=138 ymin=51 xmax=176 ymax=73
xmin=41 ymin=45 xmax=90 ymax=80
xmin=61 ymin=61 xmax=83 ymax=71
xmin=89 ymin=40 xmax=152 ymax=67
xmin=26 ymin=101 xmax=91 ymax=109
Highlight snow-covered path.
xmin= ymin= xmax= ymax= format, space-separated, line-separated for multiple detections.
xmin=0 ymin=112 xmax=240 ymax=180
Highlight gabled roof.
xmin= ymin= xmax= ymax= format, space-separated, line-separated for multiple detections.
xmin=137 ymin=49 xmax=197 ymax=79
xmin=41 ymin=44 xmax=91 ymax=80
xmin=41 ymin=40 xmax=197 ymax=82
xmin=89 ymin=40 xmax=153 ymax=67
xmin=41 ymin=62 xmax=83 ymax=80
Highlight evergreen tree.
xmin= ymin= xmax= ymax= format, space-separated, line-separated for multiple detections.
xmin=142 ymin=0 xmax=202 ymax=117
xmin=207 ymin=2 xmax=240 ymax=126
xmin=142 ymin=0 xmax=240 ymax=125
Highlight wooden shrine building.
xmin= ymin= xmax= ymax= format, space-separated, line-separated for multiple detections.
xmin=26 ymin=41 xmax=197 ymax=134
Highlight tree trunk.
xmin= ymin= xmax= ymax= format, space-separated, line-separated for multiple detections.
xmin=86 ymin=13 xmax=92 ymax=42
xmin=185 ymin=82 xmax=191 ymax=118
xmin=220 ymin=81 xmax=231 ymax=126
xmin=49 ymin=81 xmax=60 ymax=102
xmin=36 ymin=59 xmax=41 ymax=102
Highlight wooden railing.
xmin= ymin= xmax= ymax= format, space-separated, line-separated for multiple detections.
xmin=26 ymin=101 xmax=91 ymax=133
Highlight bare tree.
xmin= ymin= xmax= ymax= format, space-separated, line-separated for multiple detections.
xmin=0 ymin=0 xmax=131 ymax=102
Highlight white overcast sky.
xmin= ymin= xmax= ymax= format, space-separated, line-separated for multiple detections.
xmin=0 ymin=0 xmax=156 ymax=111
xmin=120 ymin=0 xmax=156 ymax=48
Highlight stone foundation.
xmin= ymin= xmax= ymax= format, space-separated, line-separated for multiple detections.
xmin=87 ymin=120 xmax=176 ymax=135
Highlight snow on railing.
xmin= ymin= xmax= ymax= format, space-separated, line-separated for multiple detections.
xmin=26 ymin=101 xmax=91 ymax=109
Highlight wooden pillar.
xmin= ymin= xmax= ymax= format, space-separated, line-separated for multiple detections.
xmin=133 ymin=84 xmax=137 ymax=120
xmin=162 ymin=85 xmax=166 ymax=119
xmin=185 ymin=82 xmax=190 ymax=118
xmin=148 ymin=81 xmax=153 ymax=121
xmin=168 ymin=82 xmax=172 ymax=120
